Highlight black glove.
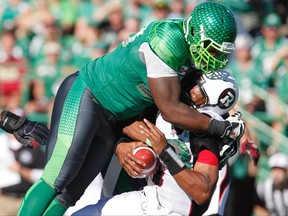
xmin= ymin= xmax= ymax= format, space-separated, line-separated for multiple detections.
xmin=240 ymin=140 xmax=260 ymax=166
xmin=0 ymin=111 xmax=49 ymax=148
xmin=208 ymin=111 xmax=245 ymax=142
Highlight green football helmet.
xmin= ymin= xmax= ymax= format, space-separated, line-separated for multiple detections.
xmin=183 ymin=1 xmax=237 ymax=74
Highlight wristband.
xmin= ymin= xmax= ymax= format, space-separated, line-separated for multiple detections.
xmin=207 ymin=119 xmax=230 ymax=137
xmin=159 ymin=146 xmax=186 ymax=175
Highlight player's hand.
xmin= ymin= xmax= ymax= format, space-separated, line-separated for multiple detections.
xmin=222 ymin=111 xmax=245 ymax=142
xmin=0 ymin=111 xmax=49 ymax=148
xmin=140 ymin=118 xmax=168 ymax=155
xmin=123 ymin=121 xmax=149 ymax=142
xmin=240 ymin=140 xmax=260 ymax=166
xmin=116 ymin=141 xmax=147 ymax=178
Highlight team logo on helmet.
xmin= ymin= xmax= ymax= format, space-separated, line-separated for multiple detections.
xmin=189 ymin=69 xmax=239 ymax=116
xmin=218 ymin=88 xmax=236 ymax=109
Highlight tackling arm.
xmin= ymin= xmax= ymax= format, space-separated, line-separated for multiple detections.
xmin=148 ymin=76 xmax=211 ymax=133
xmin=148 ymin=76 xmax=245 ymax=143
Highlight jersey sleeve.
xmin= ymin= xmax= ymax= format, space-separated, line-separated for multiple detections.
xmin=139 ymin=43 xmax=179 ymax=78
xmin=190 ymin=133 xmax=221 ymax=163
xmin=197 ymin=149 xmax=219 ymax=166
xmin=147 ymin=20 xmax=190 ymax=72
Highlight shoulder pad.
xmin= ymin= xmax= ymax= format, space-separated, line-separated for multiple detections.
xmin=147 ymin=20 xmax=190 ymax=71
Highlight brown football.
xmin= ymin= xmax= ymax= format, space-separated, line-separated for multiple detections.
xmin=133 ymin=146 xmax=158 ymax=178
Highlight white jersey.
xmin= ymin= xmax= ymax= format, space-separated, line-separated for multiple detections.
xmin=72 ymin=112 xmax=230 ymax=216
xmin=153 ymin=113 xmax=230 ymax=215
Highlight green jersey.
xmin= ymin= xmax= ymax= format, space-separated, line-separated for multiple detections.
xmin=251 ymin=37 xmax=288 ymax=76
xmin=79 ymin=19 xmax=190 ymax=120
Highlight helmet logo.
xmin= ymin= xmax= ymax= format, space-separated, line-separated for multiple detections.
xmin=218 ymin=88 xmax=235 ymax=109
xmin=221 ymin=42 xmax=235 ymax=52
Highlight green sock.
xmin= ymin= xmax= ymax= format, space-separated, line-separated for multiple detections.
xmin=18 ymin=178 xmax=57 ymax=216
xmin=43 ymin=198 xmax=68 ymax=216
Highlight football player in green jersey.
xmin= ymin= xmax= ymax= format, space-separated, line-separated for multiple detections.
xmin=13 ymin=2 xmax=245 ymax=215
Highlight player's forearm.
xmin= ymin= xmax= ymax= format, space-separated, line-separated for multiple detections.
xmin=173 ymin=169 xmax=216 ymax=205
xmin=156 ymin=145 xmax=218 ymax=205
xmin=149 ymin=76 xmax=211 ymax=133
xmin=160 ymin=102 xmax=211 ymax=133
xmin=162 ymin=104 xmax=245 ymax=142
xmin=171 ymin=154 xmax=219 ymax=205
xmin=149 ymin=77 xmax=238 ymax=138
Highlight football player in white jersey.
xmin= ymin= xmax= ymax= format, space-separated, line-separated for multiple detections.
xmin=72 ymin=70 xmax=242 ymax=216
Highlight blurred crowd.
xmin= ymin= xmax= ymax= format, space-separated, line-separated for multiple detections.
xmin=0 ymin=0 xmax=287 ymax=215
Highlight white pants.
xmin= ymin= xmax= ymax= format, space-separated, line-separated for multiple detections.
xmin=72 ymin=186 xmax=181 ymax=216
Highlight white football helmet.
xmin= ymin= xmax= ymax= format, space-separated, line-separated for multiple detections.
xmin=190 ymin=69 xmax=239 ymax=116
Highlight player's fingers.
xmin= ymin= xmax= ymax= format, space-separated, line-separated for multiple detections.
xmin=143 ymin=118 xmax=162 ymax=134
xmin=125 ymin=162 xmax=144 ymax=177
xmin=127 ymin=153 xmax=146 ymax=168
xmin=138 ymin=124 xmax=150 ymax=135
xmin=142 ymin=119 xmax=159 ymax=136
xmin=143 ymin=119 xmax=166 ymax=144
xmin=136 ymin=121 xmax=149 ymax=129
xmin=130 ymin=161 xmax=144 ymax=174
xmin=121 ymin=155 xmax=143 ymax=177
xmin=141 ymin=120 xmax=164 ymax=142
xmin=139 ymin=123 xmax=155 ymax=136
xmin=139 ymin=124 xmax=157 ymax=140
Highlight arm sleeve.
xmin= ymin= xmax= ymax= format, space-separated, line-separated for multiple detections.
xmin=197 ymin=149 xmax=219 ymax=166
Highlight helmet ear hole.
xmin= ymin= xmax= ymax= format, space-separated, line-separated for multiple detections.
xmin=191 ymin=27 xmax=195 ymax=36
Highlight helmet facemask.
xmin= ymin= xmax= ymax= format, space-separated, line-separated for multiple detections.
xmin=189 ymin=76 xmax=208 ymax=108
xmin=189 ymin=37 xmax=235 ymax=74
xmin=190 ymin=85 xmax=207 ymax=107
xmin=183 ymin=2 xmax=237 ymax=74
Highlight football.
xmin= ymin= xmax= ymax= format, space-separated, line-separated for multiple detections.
xmin=132 ymin=146 xmax=158 ymax=178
